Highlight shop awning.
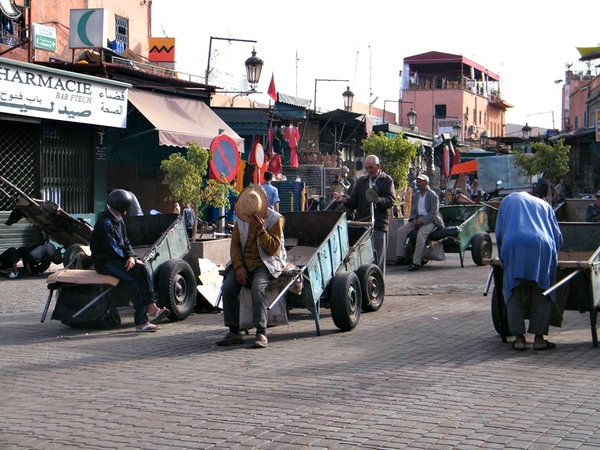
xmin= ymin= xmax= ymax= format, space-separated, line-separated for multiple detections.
xmin=128 ymin=89 xmax=244 ymax=151
xmin=450 ymin=159 xmax=477 ymax=175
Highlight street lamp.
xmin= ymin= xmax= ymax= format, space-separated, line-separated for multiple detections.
xmin=342 ymin=86 xmax=354 ymax=111
xmin=313 ymin=78 xmax=349 ymax=113
xmin=245 ymin=47 xmax=264 ymax=91
xmin=521 ymin=123 xmax=532 ymax=140
xmin=480 ymin=130 xmax=489 ymax=147
xmin=407 ymin=108 xmax=417 ymax=130
xmin=452 ymin=121 xmax=462 ymax=140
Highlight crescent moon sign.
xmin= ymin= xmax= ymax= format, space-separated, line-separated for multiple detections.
xmin=0 ymin=0 xmax=22 ymax=19
xmin=77 ymin=10 xmax=95 ymax=47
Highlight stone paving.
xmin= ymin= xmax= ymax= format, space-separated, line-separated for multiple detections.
xmin=1 ymin=252 xmax=600 ymax=449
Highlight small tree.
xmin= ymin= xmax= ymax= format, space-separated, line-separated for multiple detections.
xmin=160 ymin=142 xmax=238 ymax=240
xmin=360 ymin=131 xmax=418 ymax=190
xmin=513 ymin=138 xmax=570 ymax=197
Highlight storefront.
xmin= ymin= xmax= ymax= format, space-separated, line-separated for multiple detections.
xmin=0 ymin=57 xmax=130 ymax=248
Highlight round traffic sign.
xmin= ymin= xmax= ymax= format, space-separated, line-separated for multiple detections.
xmin=254 ymin=143 xmax=265 ymax=168
xmin=209 ymin=134 xmax=240 ymax=182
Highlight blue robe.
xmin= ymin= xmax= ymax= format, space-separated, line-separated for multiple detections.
xmin=495 ymin=192 xmax=563 ymax=303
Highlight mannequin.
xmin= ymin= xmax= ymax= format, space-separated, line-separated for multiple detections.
xmin=284 ymin=122 xmax=300 ymax=168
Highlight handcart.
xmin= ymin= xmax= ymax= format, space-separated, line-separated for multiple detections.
xmin=406 ymin=205 xmax=493 ymax=268
xmin=262 ymin=210 xmax=385 ymax=336
xmin=484 ymin=222 xmax=600 ymax=347
xmin=43 ymin=213 xmax=197 ymax=328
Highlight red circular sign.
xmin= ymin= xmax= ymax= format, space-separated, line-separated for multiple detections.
xmin=255 ymin=143 xmax=265 ymax=168
xmin=209 ymin=134 xmax=240 ymax=182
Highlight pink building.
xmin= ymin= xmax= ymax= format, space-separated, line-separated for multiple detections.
xmin=398 ymin=51 xmax=511 ymax=141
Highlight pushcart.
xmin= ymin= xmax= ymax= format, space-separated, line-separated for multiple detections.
xmin=406 ymin=205 xmax=493 ymax=268
xmin=261 ymin=210 xmax=385 ymax=336
xmin=485 ymin=222 xmax=600 ymax=347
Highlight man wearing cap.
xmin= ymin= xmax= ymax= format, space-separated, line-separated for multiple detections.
xmin=216 ymin=185 xmax=287 ymax=349
xmin=395 ymin=173 xmax=444 ymax=271
xmin=333 ymin=154 xmax=396 ymax=277
xmin=585 ymin=191 xmax=600 ymax=222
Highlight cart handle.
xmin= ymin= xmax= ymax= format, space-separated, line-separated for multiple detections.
xmin=482 ymin=266 xmax=494 ymax=296
xmin=541 ymin=269 xmax=582 ymax=297
xmin=268 ymin=268 xmax=305 ymax=310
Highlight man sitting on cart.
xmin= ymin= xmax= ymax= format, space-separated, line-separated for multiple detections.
xmin=90 ymin=189 xmax=170 ymax=332
xmin=394 ymin=173 xmax=444 ymax=271
xmin=496 ymin=192 xmax=563 ymax=351
xmin=216 ymin=185 xmax=287 ymax=349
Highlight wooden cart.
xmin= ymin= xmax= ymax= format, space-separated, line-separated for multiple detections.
xmin=485 ymin=223 xmax=600 ymax=346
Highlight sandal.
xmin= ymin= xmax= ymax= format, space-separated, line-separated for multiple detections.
xmin=511 ymin=340 xmax=527 ymax=351
xmin=149 ymin=307 xmax=170 ymax=324
xmin=533 ymin=340 xmax=556 ymax=351
xmin=136 ymin=323 xmax=160 ymax=332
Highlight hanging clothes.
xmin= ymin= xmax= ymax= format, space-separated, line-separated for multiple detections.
xmin=284 ymin=124 xmax=300 ymax=168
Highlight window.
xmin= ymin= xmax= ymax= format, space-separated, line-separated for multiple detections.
xmin=115 ymin=15 xmax=129 ymax=48
xmin=434 ymin=104 xmax=447 ymax=118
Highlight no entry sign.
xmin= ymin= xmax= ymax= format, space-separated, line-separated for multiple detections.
xmin=209 ymin=134 xmax=239 ymax=182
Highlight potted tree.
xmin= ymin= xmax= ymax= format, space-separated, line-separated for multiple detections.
xmin=160 ymin=142 xmax=238 ymax=242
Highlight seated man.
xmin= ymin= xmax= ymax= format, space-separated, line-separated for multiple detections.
xmin=216 ymin=185 xmax=287 ymax=349
xmin=90 ymin=189 xmax=169 ymax=332
xmin=395 ymin=173 xmax=444 ymax=271
xmin=585 ymin=191 xmax=600 ymax=223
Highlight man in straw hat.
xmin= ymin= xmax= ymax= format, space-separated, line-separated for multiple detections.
xmin=216 ymin=184 xmax=287 ymax=348
xmin=333 ymin=154 xmax=396 ymax=277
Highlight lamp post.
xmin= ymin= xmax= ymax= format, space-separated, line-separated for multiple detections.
xmin=245 ymin=47 xmax=263 ymax=91
xmin=342 ymin=86 xmax=354 ymax=111
xmin=452 ymin=121 xmax=462 ymax=140
xmin=480 ymin=130 xmax=489 ymax=148
xmin=521 ymin=123 xmax=532 ymax=140
xmin=314 ymin=78 xmax=349 ymax=113
xmin=407 ymin=108 xmax=417 ymax=130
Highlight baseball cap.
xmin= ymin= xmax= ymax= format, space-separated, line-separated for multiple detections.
xmin=595 ymin=190 xmax=600 ymax=198
xmin=416 ymin=173 xmax=429 ymax=183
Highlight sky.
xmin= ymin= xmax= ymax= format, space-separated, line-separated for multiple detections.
xmin=150 ymin=0 xmax=599 ymax=131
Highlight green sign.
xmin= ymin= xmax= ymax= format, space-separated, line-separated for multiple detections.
xmin=32 ymin=23 xmax=56 ymax=52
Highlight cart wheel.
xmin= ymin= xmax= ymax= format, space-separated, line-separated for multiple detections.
xmin=491 ymin=285 xmax=511 ymax=337
xmin=356 ymin=264 xmax=385 ymax=312
xmin=471 ymin=232 xmax=493 ymax=266
xmin=63 ymin=244 xmax=87 ymax=268
xmin=330 ymin=271 xmax=361 ymax=331
xmin=157 ymin=259 xmax=196 ymax=321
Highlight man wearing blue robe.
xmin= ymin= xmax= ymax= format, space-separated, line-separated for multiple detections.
xmin=495 ymin=192 xmax=563 ymax=351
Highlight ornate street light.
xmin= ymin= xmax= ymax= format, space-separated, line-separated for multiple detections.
xmin=480 ymin=130 xmax=489 ymax=147
xmin=452 ymin=121 xmax=462 ymax=140
xmin=342 ymin=86 xmax=354 ymax=111
xmin=521 ymin=123 xmax=532 ymax=140
xmin=245 ymin=47 xmax=264 ymax=90
xmin=407 ymin=108 xmax=417 ymax=130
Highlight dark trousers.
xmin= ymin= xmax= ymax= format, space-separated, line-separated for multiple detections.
xmin=221 ymin=264 xmax=271 ymax=334
xmin=95 ymin=260 xmax=155 ymax=326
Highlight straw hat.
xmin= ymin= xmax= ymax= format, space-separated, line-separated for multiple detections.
xmin=234 ymin=185 xmax=269 ymax=222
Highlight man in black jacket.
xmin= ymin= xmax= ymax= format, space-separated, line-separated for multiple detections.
xmin=333 ymin=154 xmax=396 ymax=277
xmin=90 ymin=189 xmax=169 ymax=332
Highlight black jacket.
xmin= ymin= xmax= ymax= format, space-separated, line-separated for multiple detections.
xmin=345 ymin=171 xmax=396 ymax=232
xmin=90 ymin=209 xmax=135 ymax=265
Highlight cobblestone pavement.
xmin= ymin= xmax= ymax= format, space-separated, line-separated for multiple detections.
xmin=1 ymin=250 xmax=600 ymax=449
